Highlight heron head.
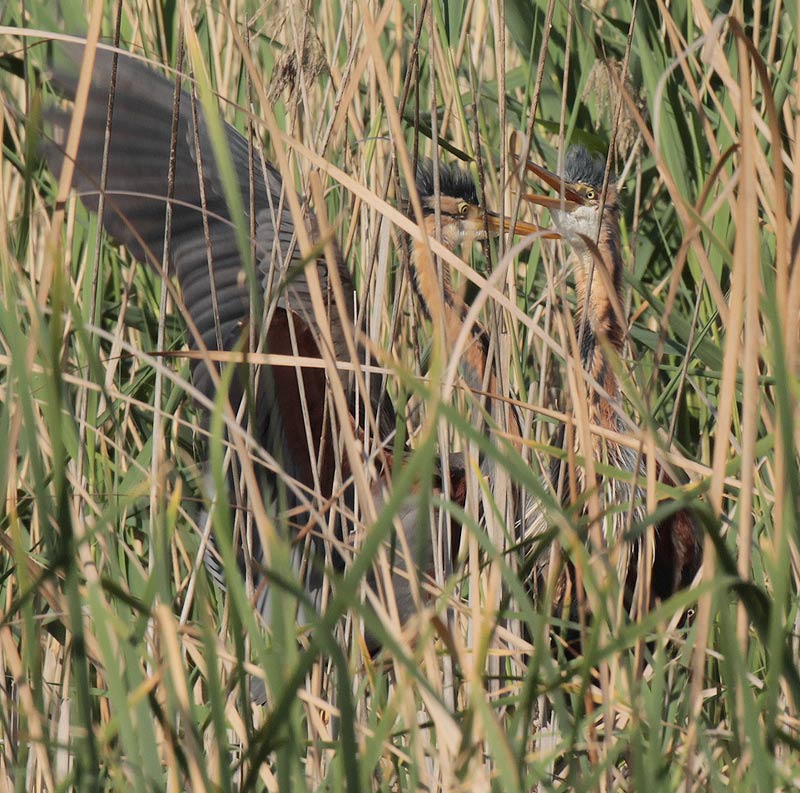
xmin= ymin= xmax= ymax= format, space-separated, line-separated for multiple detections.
xmin=413 ymin=160 xmax=542 ymax=250
xmin=522 ymin=146 xmax=619 ymax=245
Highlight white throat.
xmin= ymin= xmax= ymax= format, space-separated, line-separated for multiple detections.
xmin=551 ymin=204 xmax=601 ymax=245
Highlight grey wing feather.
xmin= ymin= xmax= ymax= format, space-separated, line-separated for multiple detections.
xmin=43 ymin=44 xmax=359 ymax=498
xmin=43 ymin=45 xmax=306 ymax=388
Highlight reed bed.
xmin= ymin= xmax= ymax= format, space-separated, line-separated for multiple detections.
xmin=0 ymin=0 xmax=797 ymax=790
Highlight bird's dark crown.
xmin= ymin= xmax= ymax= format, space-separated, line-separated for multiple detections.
xmin=414 ymin=160 xmax=479 ymax=211
xmin=562 ymin=146 xmax=610 ymax=190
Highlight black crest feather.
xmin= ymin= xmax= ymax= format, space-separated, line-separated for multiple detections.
xmin=414 ymin=160 xmax=478 ymax=207
xmin=563 ymin=146 xmax=610 ymax=189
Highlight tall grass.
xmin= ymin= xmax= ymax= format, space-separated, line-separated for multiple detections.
xmin=0 ymin=0 xmax=798 ymax=790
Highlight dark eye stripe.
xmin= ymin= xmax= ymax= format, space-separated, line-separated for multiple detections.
xmin=422 ymin=209 xmax=461 ymax=218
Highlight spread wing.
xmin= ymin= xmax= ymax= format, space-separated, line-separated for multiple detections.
xmin=44 ymin=44 xmax=355 ymax=494
xmin=43 ymin=46 xmax=412 ymax=649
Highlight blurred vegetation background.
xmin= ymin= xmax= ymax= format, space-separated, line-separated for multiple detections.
xmin=0 ymin=0 xmax=798 ymax=790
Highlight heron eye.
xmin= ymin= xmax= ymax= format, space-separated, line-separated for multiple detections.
xmin=458 ymin=202 xmax=470 ymax=217
xmin=585 ymin=188 xmax=596 ymax=201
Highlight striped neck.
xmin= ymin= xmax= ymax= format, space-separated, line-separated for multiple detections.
xmin=570 ymin=214 xmax=624 ymax=374
xmin=408 ymin=237 xmax=489 ymax=394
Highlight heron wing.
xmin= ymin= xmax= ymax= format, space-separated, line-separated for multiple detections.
xmin=45 ymin=45 xmax=297 ymax=356
xmin=44 ymin=46 xmax=347 ymax=481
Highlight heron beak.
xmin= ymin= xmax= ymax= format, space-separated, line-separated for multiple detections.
xmin=521 ymin=161 xmax=585 ymax=211
xmin=484 ymin=211 xmax=561 ymax=239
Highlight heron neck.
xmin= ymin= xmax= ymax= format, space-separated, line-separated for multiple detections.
xmin=409 ymin=238 xmax=488 ymax=393
xmin=407 ymin=236 xmax=524 ymax=452
xmin=570 ymin=224 xmax=624 ymax=377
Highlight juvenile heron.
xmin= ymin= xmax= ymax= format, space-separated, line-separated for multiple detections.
xmin=43 ymin=45 xmax=540 ymax=658
xmin=520 ymin=146 xmax=702 ymax=613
